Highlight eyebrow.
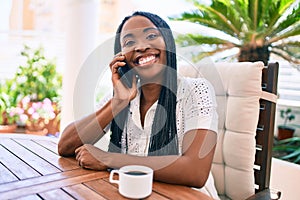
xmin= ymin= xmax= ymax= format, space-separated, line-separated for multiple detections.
xmin=122 ymin=27 xmax=159 ymax=41
xmin=143 ymin=27 xmax=158 ymax=33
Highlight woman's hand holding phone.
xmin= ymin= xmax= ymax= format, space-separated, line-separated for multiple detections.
xmin=109 ymin=53 xmax=137 ymax=106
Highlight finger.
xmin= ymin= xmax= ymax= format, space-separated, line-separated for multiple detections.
xmin=110 ymin=55 xmax=126 ymax=68
xmin=75 ymin=146 xmax=83 ymax=160
xmin=75 ymin=146 xmax=82 ymax=154
xmin=111 ymin=61 xmax=126 ymax=74
xmin=114 ymin=52 xmax=123 ymax=58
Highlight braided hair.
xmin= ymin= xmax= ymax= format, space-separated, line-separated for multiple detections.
xmin=108 ymin=11 xmax=178 ymax=156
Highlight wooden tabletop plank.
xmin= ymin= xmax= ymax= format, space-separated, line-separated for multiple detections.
xmin=0 ymin=162 xmax=18 ymax=184
xmin=0 ymin=171 xmax=108 ymax=199
xmin=0 ymin=143 xmax=40 ymax=180
xmin=84 ymin=179 xmax=128 ymax=200
xmin=99 ymin=177 xmax=169 ymax=200
xmin=14 ymin=194 xmax=42 ymax=200
xmin=63 ymin=184 xmax=107 ymax=200
xmin=0 ymin=138 xmax=60 ymax=175
xmin=0 ymin=168 xmax=96 ymax=193
xmin=39 ymin=189 xmax=75 ymax=200
xmin=153 ymin=181 xmax=213 ymax=200
xmin=14 ymin=138 xmax=79 ymax=171
xmin=34 ymin=137 xmax=59 ymax=153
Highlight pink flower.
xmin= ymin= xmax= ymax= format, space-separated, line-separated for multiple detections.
xmin=19 ymin=114 xmax=28 ymax=123
xmin=32 ymin=102 xmax=42 ymax=110
xmin=15 ymin=107 xmax=24 ymax=115
xmin=27 ymin=107 xmax=35 ymax=115
xmin=8 ymin=108 xmax=15 ymax=117
xmin=43 ymin=98 xmax=52 ymax=105
xmin=32 ymin=112 xmax=40 ymax=120
xmin=49 ymin=112 xmax=56 ymax=120
xmin=22 ymin=96 xmax=30 ymax=105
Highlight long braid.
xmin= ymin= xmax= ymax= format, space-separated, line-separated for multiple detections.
xmin=109 ymin=11 xmax=178 ymax=156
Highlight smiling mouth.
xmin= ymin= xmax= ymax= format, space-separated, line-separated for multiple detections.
xmin=136 ymin=55 xmax=158 ymax=66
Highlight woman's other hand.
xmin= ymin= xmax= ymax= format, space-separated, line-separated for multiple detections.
xmin=75 ymin=144 xmax=108 ymax=170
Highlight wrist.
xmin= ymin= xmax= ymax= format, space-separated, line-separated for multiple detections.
xmin=111 ymin=98 xmax=129 ymax=113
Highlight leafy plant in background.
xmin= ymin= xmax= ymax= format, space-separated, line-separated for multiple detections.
xmin=1 ymin=45 xmax=63 ymax=135
xmin=273 ymin=137 xmax=300 ymax=164
xmin=278 ymin=108 xmax=296 ymax=129
xmin=277 ymin=108 xmax=300 ymax=140
xmin=171 ymin=0 xmax=300 ymax=65
xmin=12 ymin=45 xmax=62 ymax=102
xmin=0 ymin=79 xmax=21 ymax=125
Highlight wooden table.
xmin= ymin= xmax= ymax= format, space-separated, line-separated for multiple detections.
xmin=0 ymin=134 xmax=213 ymax=200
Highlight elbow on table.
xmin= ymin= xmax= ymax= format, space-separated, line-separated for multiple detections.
xmin=185 ymin=170 xmax=210 ymax=188
xmin=57 ymin=125 xmax=76 ymax=157
xmin=57 ymin=139 xmax=72 ymax=157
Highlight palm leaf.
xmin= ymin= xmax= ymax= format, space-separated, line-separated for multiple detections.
xmin=176 ymin=34 xmax=237 ymax=46
xmin=173 ymin=1 xmax=241 ymax=38
xmin=231 ymin=0 xmax=251 ymax=26
xmin=267 ymin=0 xmax=296 ymax=30
xmin=258 ymin=0 xmax=274 ymax=28
xmin=172 ymin=11 xmax=235 ymax=37
xmin=267 ymin=3 xmax=300 ymax=37
xmin=192 ymin=46 xmax=236 ymax=61
xmin=271 ymin=49 xmax=300 ymax=64
xmin=276 ymin=137 xmax=300 ymax=144
xmin=273 ymin=145 xmax=299 ymax=151
xmin=281 ymin=149 xmax=300 ymax=160
xmin=209 ymin=0 xmax=245 ymax=35
xmin=294 ymin=154 xmax=300 ymax=163
xmin=248 ymin=0 xmax=259 ymax=29
xmin=268 ymin=23 xmax=300 ymax=44
xmin=272 ymin=42 xmax=300 ymax=59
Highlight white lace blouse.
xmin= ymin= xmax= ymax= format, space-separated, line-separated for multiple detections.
xmin=97 ymin=76 xmax=219 ymax=199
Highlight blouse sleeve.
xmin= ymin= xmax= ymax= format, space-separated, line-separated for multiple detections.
xmin=183 ymin=78 xmax=218 ymax=134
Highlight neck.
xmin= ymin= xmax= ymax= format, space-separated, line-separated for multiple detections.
xmin=141 ymin=83 xmax=161 ymax=104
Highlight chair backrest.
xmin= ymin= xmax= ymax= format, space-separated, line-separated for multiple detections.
xmin=178 ymin=61 xmax=278 ymax=199
xmin=255 ymin=62 xmax=279 ymax=192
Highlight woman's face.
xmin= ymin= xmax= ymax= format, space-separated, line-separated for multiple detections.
xmin=120 ymin=16 xmax=167 ymax=82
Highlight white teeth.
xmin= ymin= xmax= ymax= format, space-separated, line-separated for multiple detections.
xmin=138 ymin=55 xmax=155 ymax=65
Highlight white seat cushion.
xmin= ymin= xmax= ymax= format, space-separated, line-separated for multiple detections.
xmin=179 ymin=61 xmax=264 ymax=199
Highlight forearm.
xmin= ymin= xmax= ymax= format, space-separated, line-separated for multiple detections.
xmin=99 ymin=151 xmax=213 ymax=188
xmin=105 ymin=130 xmax=216 ymax=187
xmin=58 ymin=99 xmax=127 ymax=156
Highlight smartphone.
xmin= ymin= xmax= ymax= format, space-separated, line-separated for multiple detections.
xmin=118 ymin=63 xmax=134 ymax=88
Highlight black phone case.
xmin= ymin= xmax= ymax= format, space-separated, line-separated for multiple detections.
xmin=118 ymin=64 xmax=133 ymax=88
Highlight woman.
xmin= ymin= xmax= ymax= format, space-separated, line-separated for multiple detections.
xmin=58 ymin=11 xmax=219 ymax=199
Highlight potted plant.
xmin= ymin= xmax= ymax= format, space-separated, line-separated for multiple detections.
xmin=0 ymin=80 xmax=22 ymax=133
xmin=277 ymin=108 xmax=297 ymax=140
xmin=18 ymin=97 xmax=60 ymax=136
xmin=12 ymin=45 xmax=62 ymax=102
xmin=11 ymin=45 xmax=62 ymax=135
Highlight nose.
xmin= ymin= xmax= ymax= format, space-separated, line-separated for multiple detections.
xmin=134 ymin=41 xmax=150 ymax=52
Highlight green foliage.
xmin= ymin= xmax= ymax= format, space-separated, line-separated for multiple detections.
xmin=12 ymin=45 xmax=62 ymax=102
xmin=171 ymin=0 xmax=300 ymax=64
xmin=0 ymin=79 xmax=20 ymax=125
xmin=273 ymin=137 xmax=300 ymax=164
xmin=280 ymin=108 xmax=295 ymax=127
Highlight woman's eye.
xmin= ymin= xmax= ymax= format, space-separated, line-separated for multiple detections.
xmin=124 ymin=40 xmax=135 ymax=47
xmin=146 ymin=33 xmax=158 ymax=40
